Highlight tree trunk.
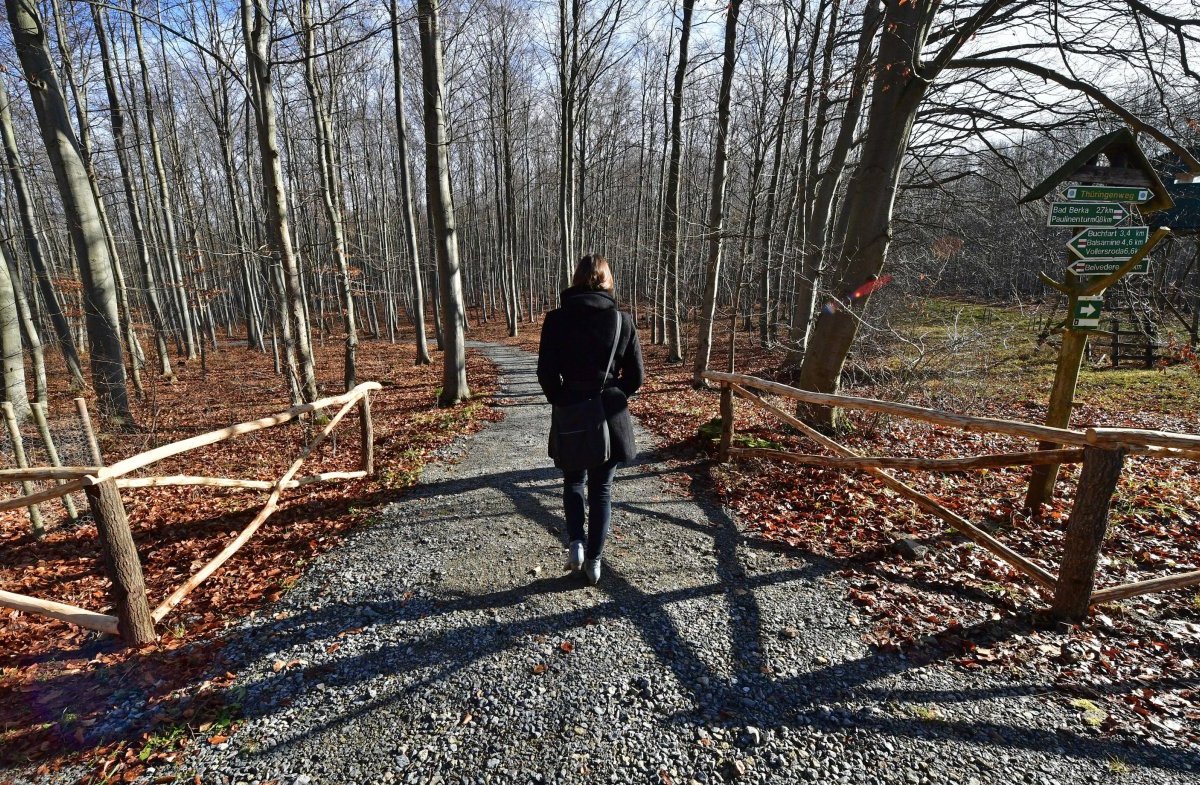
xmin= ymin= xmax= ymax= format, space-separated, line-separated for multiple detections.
xmin=796 ymin=0 xmax=932 ymax=429
xmin=416 ymin=0 xmax=470 ymax=406
xmin=1050 ymin=447 xmax=1126 ymax=621
xmin=93 ymin=4 xmax=174 ymax=381
xmin=0 ymin=230 xmax=46 ymax=404
xmin=0 ymin=75 xmax=85 ymax=390
xmin=390 ymin=0 xmax=432 ymax=365
xmin=788 ymin=0 xmax=877 ymax=367
xmin=0 ymin=239 xmax=31 ymax=422
xmin=132 ymin=2 xmax=197 ymax=362
xmin=301 ymin=0 xmax=358 ymax=391
xmin=242 ymin=0 xmax=319 ymax=403
xmin=692 ymin=0 xmax=742 ymax=386
xmin=6 ymin=0 xmax=133 ymax=424
xmin=660 ymin=0 xmax=695 ymax=363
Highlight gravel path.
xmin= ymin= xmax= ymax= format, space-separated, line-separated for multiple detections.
xmin=162 ymin=342 xmax=1196 ymax=785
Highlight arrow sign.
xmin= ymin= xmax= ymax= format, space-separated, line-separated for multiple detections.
xmin=1071 ymin=295 xmax=1104 ymax=329
xmin=1047 ymin=202 xmax=1127 ymax=227
xmin=1063 ymin=185 xmax=1151 ymax=203
xmin=1067 ymin=227 xmax=1150 ymax=259
xmin=1067 ymin=258 xmax=1149 ymax=276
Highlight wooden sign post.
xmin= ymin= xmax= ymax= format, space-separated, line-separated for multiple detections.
xmin=1019 ymin=130 xmax=1174 ymax=510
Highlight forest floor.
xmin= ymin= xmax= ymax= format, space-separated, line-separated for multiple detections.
xmin=0 ymin=333 xmax=502 ymax=781
xmin=0 ymin=296 xmax=1197 ymax=783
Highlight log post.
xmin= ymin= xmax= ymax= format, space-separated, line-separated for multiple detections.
xmin=74 ymin=397 xmax=104 ymax=465
xmin=1050 ymin=446 xmax=1126 ymax=622
xmin=31 ymin=402 xmax=79 ymax=520
xmin=718 ymin=384 xmax=733 ymax=462
xmin=1110 ymin=319 xmax=1119 ymax=368
xmin=1025 ymin=321 xmax=1088 ymax=511
xmin=2 ymin=401 xmax=44 ymax=534
xmin=84 ymin=479 xmax=155 ymax=644
xmin=359 ymin=392 xmax=375 ymax=477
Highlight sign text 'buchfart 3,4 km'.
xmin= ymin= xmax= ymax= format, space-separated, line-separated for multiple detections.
xmin=1067 ymin=226 xmax=1151 ymax=259
xmin=1047 ymin=202 xmax=1128 ymax=227
xmin=1062 ymin=185 xmax=1152 ymax=203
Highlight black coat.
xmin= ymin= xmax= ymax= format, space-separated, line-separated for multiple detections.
xmin=537 ymin=287 xmax=644 ymax=463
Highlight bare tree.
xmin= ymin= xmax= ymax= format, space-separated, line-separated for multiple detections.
xmin=659 ymin=0 xmax=693 ymax=364
xmin=0 ymin=74 xmax=85 ymax=390
xmin=692 ymin=0 xmax=742 ymax=386
xmin=241 ymin=0 xmax=319 ymax=404
xmin=416 ymin=0 xmax=470 ymax=406
xmin=6 ymin=0 xmax=133 ymax=423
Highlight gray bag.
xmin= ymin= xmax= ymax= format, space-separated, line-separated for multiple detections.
xmin=550 ymin=312 xmax=621 ymax=472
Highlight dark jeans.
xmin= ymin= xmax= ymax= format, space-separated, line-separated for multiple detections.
xmin=562 ymin=458 xmax=620 ymax=560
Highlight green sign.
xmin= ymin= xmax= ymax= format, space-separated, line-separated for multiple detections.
xmin=1071 ymin=296 xmax=1103 ymax=329
xmin=1067 ymin=258 xmax=1149 ymax=276
xmin=1063 ymin=185 xmax=1152 ymax=203
xmin=1067 ymin=227 xmax=1150 ymax=259
xmin=1048 ymin=202 xmax=1127 ymax=227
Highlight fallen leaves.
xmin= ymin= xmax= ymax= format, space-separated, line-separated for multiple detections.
xmin=615 ymin=330 xmax=1200 ymax=750
xmin=0 ymin=338 xmax=501 ymax=776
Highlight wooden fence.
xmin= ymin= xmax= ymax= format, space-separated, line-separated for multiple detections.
xmin=703 ymin=370 xmax=1200 ymax=622
xmin=0 ymin=382 xmax=380 ymax=645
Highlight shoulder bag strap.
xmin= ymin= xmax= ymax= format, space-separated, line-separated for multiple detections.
xmin=600 ymin=310 xmax=621 ymax=391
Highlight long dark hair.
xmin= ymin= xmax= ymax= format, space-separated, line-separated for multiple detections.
xmin=572 ymin=254 xmax=613 ymax=292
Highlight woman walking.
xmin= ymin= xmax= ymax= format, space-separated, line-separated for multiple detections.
xmin=537 ymin=254 xmax=644 ymax=585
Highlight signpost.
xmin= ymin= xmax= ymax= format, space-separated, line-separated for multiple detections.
xmin=1018 ymin=129 xmax=1175 ymax=512
xmin=1071 ymin=296 xmax=1103 ymax=329
xmin=1067 ymin=259 xmax=1149 ymax=276
xmin=1047 ymin=202 xmax=1127 ymax=227
xmin=1067 ymin=227 xmax=1150 ymax=259
xmin=1063 ymin=185 xmax=1151 ymax=203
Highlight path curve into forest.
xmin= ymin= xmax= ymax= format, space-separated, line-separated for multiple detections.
xmin=161 ymin=342 xmax=1193 ymax=785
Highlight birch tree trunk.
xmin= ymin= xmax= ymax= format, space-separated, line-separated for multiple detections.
xmin=6 ymin=0 xmax=133 ymax=423
xmin=416 ymin=0 xmax=470 ymax=406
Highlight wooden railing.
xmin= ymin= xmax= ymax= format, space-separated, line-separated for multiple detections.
xmin=703 ymin=370 xmax=1200 ymax=621
xmin=0 ymin=382 xmax=380 ymax=644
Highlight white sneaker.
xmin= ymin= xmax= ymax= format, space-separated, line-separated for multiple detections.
xmin=584 ymin=558 xmax=602 ymax=585
xmin=566 ymin=540 xmax=585 ymax=571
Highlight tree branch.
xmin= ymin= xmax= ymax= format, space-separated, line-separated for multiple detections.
xmin=947 ymin=56 xmax=1200 ymax=173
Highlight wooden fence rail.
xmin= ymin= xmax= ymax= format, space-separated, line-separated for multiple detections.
xmin=702 ymin=371 xmax=1200 ymax=621
xmin=0 ymin=382 xmax=380 ymax=645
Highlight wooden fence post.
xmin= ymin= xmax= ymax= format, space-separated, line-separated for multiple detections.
xmin=1051 ymin=446 xmax=1126 ymax=622
xmin=359 ymin=392 xmax=375 ymax=477
xmin=84 ymin=479 xmax=155 ymax=645
xmin=719 ymin=385 xmax=734 ymax=462
xmin=74 ymin=397 xmax=104 ymax=465
xmin=3 ymin=402 xmax=44 ymax=534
